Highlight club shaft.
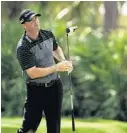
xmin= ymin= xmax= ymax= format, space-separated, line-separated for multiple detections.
xmin=66 ymin=34 xmax=70 ymax=59
xmin=71 ymin=95 xmax=75 ymax=131
xmin=67 ymin=33 xmax=75 ymax=132
xmin=70 ymin=75 xmax=75 ymax=132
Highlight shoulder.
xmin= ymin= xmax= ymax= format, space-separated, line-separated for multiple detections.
xmin=17 ymin=36 xmax=27 ymax=47
xmin=40 ymin=29 xmax=54 ymax=37
xmin=16 ymin=37 xmax=29 ymax=54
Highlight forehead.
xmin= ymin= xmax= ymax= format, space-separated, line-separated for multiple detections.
xmin=24 ymin=16 xmax=38 ymax=25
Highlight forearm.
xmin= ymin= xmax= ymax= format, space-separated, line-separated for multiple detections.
xmin=53 ymin=46 xmax=66 ymax=61
xmin=26 ymin=65 xmax=57 ymax=79
xmin=26 ymin=60 xmax=73 ymax=79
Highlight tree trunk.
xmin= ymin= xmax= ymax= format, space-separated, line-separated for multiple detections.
xmin=104 ymin=1 xmax=118 ymax=35
xmin=6 ymin=1 xmax=24 ymax=19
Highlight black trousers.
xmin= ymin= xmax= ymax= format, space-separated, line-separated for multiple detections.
xmin=17 ymin=78 xmax=63 ymax=133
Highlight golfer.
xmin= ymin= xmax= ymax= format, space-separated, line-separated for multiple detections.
xmin=16 ymin=9 xmax=73 ymax=133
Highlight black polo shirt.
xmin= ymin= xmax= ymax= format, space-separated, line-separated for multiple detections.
xmin=16 ymin=29 xmax=58 ymax=83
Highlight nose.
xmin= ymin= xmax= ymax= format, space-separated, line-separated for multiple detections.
xmin=32 ymin=16 xmax=38 ymax=23
xmin=35 ymin=18 xmax=39 ymax=24
xmin=35 ymin=17 xmax=38 ymax=22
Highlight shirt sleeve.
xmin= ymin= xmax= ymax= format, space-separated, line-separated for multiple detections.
xmin=16 ymin=46 xmax=35 ymax=71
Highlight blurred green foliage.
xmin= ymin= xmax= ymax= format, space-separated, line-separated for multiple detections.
xmin=1 ymin=1 xmax=127 ymax=122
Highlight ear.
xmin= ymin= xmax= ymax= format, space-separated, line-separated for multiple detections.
xmin=21 ymin=24 xmax=26 ymax=30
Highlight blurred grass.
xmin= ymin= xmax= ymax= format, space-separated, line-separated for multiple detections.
xmin=1 ymin=117 xmax=127 ymax=133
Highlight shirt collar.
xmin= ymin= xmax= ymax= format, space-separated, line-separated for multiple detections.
xmin=24 ymin=30 xmax=42 ymax=43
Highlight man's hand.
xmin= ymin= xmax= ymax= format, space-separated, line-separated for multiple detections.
xmin=56 ymin=60 xmax=73 ymax=72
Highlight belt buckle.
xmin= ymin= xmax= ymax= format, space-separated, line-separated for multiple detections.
xmin=45 ymin=81 xmax=53 ymax=87
xmin=45 ymin=82 xmax=50 ymax=87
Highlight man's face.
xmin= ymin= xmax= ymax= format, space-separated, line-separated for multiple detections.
xmin=22 ymin=16 xmax=40 ymax=32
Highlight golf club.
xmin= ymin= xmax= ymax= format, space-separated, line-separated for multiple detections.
xmin=66 ymin=26 xmax=77 ymax=133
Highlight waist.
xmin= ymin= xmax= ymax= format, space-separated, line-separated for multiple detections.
xmin=26 ymin=72 xmax=59 ymax=83
xmin=26 ymin=79 xmax=58 ymax=87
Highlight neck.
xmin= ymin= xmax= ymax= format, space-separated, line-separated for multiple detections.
xmin=26 ymin=29 xmax=39 ymax=40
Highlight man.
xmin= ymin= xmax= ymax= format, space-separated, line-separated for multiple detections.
xmin=16 ymin=9 xmax=73 ymax=133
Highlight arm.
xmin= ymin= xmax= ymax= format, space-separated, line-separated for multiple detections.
xmin=26 ymin=61 xmax=72 ymax=79
xmin=53 ymin=46 xmax=66 ymax=61
xmin=17 ymin=45 xmax=72 ymax=80
xmin=26 ymin=65 xmax=57 ymax=79
xmin=27 ymin=45 xmax=71 ymax=79
xmin=27 ymin=45 xmax=73 ymax=79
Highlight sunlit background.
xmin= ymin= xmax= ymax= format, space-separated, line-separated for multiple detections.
xmin=1 ymin=1 xmax=127 ymax=133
